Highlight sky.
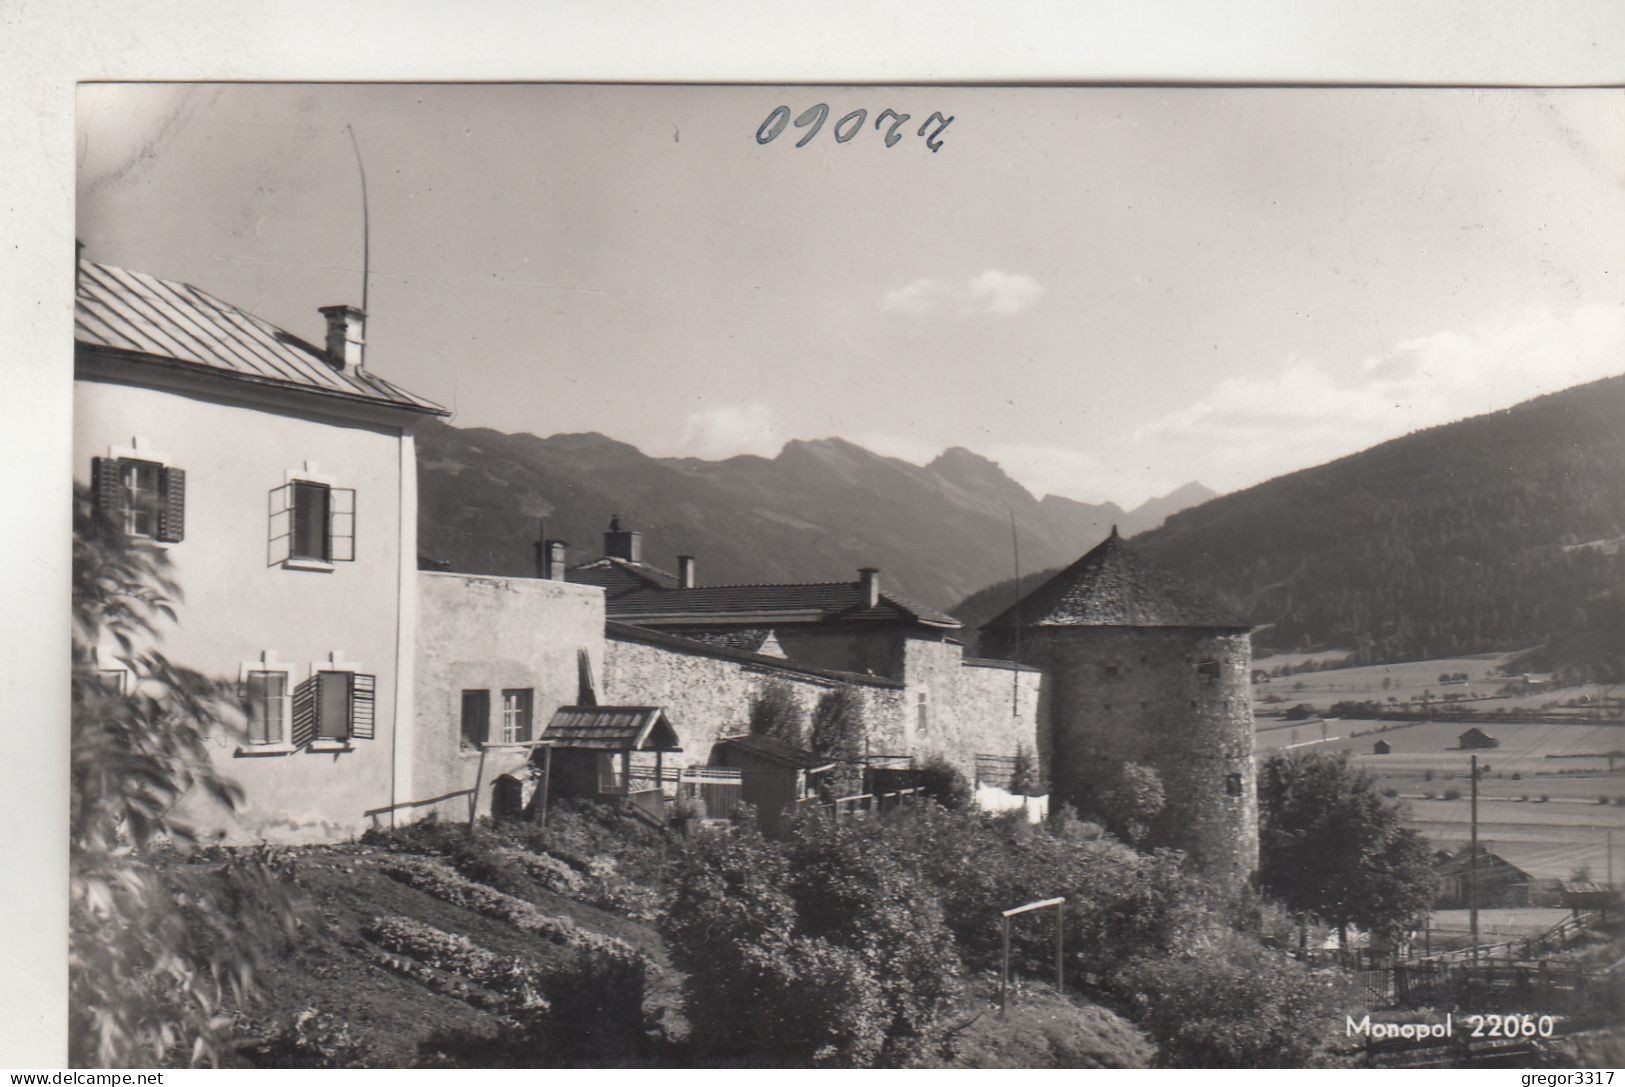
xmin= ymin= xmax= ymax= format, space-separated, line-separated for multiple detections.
xmin=76 ymin=84 xmax=1625 ymax=507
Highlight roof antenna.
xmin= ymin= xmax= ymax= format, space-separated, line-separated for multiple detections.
xmin=345 ymin=124 xmax=370 ymax=371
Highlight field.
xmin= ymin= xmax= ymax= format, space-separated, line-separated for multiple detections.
xmin=1254 ymin=678 xmax=1625 ymax=883
xmin=1254 ymin=649 xmax=1619 ymax=712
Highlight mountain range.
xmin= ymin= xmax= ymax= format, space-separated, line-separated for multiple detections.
xmin=420 ymin=373 xmax=1625 ymax=675
xmin=416 ymin=423 xmax=1213 ymax=612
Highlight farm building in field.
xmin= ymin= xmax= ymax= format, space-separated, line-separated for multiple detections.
xmin=1372 ymin=739 xmax=1392 ymax=755
xmin=1433 ymin=846 xmax=1534 ymax=908
xmin=1458 ymin=727 xmax=1500 ymax=750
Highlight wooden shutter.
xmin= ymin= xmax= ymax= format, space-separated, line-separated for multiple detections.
xmin=91 ymin=457 xmax=123 ymax=525
xmin=157 ymin=466 xmax=186 ymax=542
xmin=351 ymin=673 xmax=376 ymax=740
xmin=291 ymin=675 xmax=319 ymax=747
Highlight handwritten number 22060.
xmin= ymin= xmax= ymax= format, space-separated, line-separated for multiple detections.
xmin=756 ymin=105 xmax=953 ymax=153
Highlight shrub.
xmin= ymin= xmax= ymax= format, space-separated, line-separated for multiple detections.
xmin=749 ymin=679 xmax=807 ymax=746
xmin=1539 ymin=794 xmax=1550 ymax=803
xmin=1442 ymin=787 xmax=1463 ymax=801
xmin=662 ymin=819 xmax=960 ymax=1067
xmin=1009 ymin=742 xmax=1045 ymax=797
xmin=246 ymin=1008 xmax=376 ymax=1069
xmin=1423 ymin=770 xmax=1434 ymax=781
xmin=1111 ymin=928 xmax=1357 ymax=1067
xmin=810 ymin=684 xmax=867 ymax=796
xmin=1512 ymin=771 xmax=1522 ymax=781
xmin=1100 ymin=763 xmax=1165 ymax=845
xmin=917 ymin=755 xmax=972 ymax=810
xmin=943 ymin=982 xmax=1152 ymax=1068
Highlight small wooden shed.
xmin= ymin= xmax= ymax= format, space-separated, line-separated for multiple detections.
xmin=712 ymin=734 xmax=834 ymax=836
xmin=1458 ymin=727 xmax=1499 ymax=750
xmin=1372 ymin=739 xmax=1392 ymax=755
xmin=536 ymin=705 xmax=682 ymax=820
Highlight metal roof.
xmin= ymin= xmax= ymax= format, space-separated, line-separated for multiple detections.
xmin=984 ymin=527 xmax=1245 ymax=629
xmin=605 ymin=580 xmax=960 ymax=629
xmin=75 ymin=260 xmax=448 ymax=416
xmin=540 ymin=705 xmax=681 ymax=751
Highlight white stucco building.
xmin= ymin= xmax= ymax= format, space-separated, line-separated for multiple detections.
xmin=74 ymin=259 xmax=449 ymax=840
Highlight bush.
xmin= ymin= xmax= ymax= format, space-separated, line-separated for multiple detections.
xmin=917 ymin=755 xmax=972 ymax=810
xmin=943 ymin=982 xmax=1152 ymax=1068
xmin=1539 ymin=794 xmax=1550 ymax=803
xmin=1100 ymin=763 xmax=1165 ymax=845
xmin=1111 ymin=928 xmax=1357 ymax=1067
xmin=749 ymin=679 xmax=806 ymax=746
xmin=662 ymin=819 xmax=960 ymax=1067
xmin=1442 ymin=787 xmax=1462 ymax=801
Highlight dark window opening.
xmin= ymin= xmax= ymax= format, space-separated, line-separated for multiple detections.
xmin=292 ymin=481 xmax=332 ymax=561
xmin=316 ymin=670 xmax=353 ymax=741
xmin=461 ymin=689 xmax=490 ymax=748
xmin=1226 ymin=773 xmax=1243 ymax=797
xmin=1197 ymin=659 xmax=1221 ymax=685
xmin=916 ymin=691 xmax=929 ymax=732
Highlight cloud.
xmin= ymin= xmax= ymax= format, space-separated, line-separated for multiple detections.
xmin=1134 ymin=303 xmax=1625 ymax=492
xmin=880 ymin=269 xmax=1043 ymax=317
xmin=676 ymin=403 xmax=782 ymax=459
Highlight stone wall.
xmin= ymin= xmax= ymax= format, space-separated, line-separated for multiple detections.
xmin=412 ymin=571 xmax=605 ymax=823
xmin=1015 ymin=626 xmax=1259 ymax=888
xmin=900 ymin=639 xmax=1044 ymax=777
xmin=603 ymin=627 xmax=907 ymax=765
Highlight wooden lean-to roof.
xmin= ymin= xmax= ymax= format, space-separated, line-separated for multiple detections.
xmin=540 ymin=706 xmax=682 ymax=751
xmin=984 ymin=526 xmax=1246 ymax=630
xmin=75 ymin=260 xmax=448 ymax=416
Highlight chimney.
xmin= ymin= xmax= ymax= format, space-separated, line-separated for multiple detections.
xmin=859 ymin=567 xmax=881 ymax=608
xmin=318 ymin=304 xmax=366 ymax=372
xmin=545 ymin=540 xmax=569 ymax=581
xmin=604 ymin=515 xmax=642 ymax=564
xmin=677 ymin=555 xmax=696 ymax=589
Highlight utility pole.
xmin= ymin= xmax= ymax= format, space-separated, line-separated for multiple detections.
xmin=1469 ymin=754 xmax=1480 ymax=962
xmin=1609 ymin=829 xmax=1615 ymax=891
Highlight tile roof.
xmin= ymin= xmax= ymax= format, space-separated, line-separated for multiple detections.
xmin=984 ymin=527 xmax=1246 ymax=629
xmin=567 ymin=557 xmax=679 ymax=597
xmin=605 ymin=580 xmax=960 ymax=629
xmin=604 ymin=621 xmax=905 ymax=690
xmin=540 ymin=706 xmax=681 ymax=751
xmin=715 ymin=733 xmax=836 ymax=772
xmin=74 ymin=260 xmax=447 ymax=415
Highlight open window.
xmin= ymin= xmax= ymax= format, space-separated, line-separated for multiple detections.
xmin=1197 ymin=659 xmax=1222 ymax=686
xmin=270 ymin=474 xmax=355 ymax=567
xmin=92 ymin=455 xmax=185 ymax=542
xmin=291 ymin=669 xmax=375 ymax=748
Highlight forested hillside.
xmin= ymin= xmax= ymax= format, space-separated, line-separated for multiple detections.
xmin=955 ymin=375 xmax=1625 ymax=675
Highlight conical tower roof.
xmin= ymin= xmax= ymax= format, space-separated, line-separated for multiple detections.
xmin=984 ymin=526 xmax=1246 ymax=630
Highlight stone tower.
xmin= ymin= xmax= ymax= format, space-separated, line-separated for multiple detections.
xmin=982 ymin=527 xmax=1258 ymax=889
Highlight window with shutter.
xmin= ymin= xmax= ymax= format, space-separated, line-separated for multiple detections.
xmin=244 ymin=670 xmax=289 ymax=745
xmin=351 ymin=673 xmax=376 ymax=740
xmin=158 ymin=467 xmax=186 ymax=542
xmin=91 ymin=457 xmax=123 ymax=526
xmin=291 ymin=676 xmax=319 ymax=747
